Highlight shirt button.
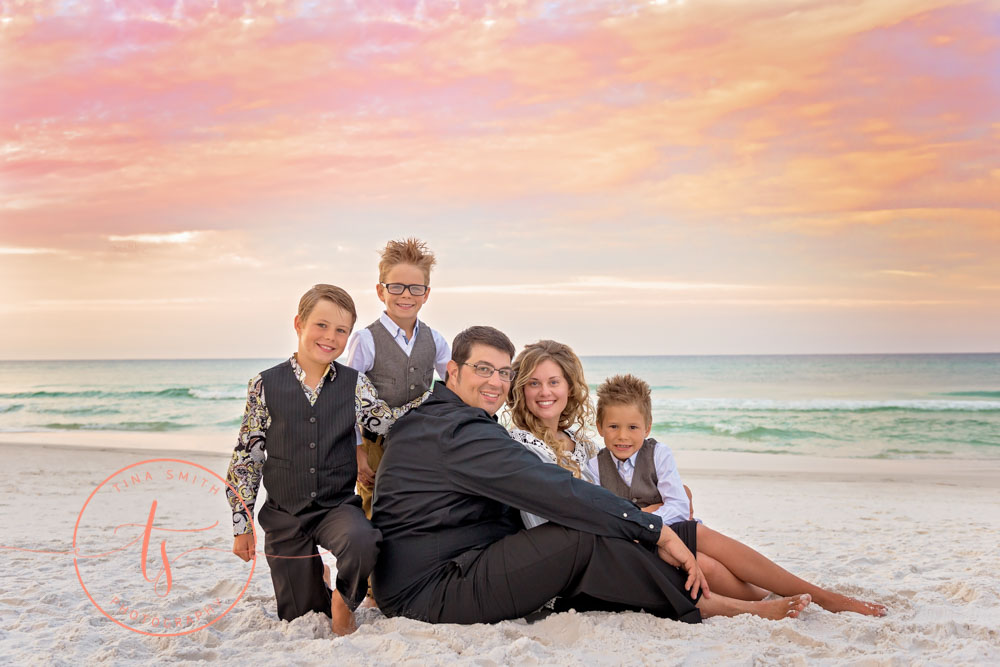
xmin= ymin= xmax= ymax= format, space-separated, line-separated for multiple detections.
xmin=309 ymin=467 xmax=316 ymax=474
xmin=622 ymin=512 xmax=628 ymax=518
xmin=309 ymin=442 xmax=316 ymax=449
xmin=649 ymin=524 xmax=655 ymax=529
xmin=310 ymin=491 xmax=317 ymax=498
xmin=309 ymin=416 xmax=316 ymax=423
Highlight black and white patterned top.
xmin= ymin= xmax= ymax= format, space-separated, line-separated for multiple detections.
xmin=508 ymin=427 xmax=599 ymax=528
xmin=225 ymin=354 xmax=426 ymax=535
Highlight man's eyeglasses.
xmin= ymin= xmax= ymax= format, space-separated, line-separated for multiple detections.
xmin=381 ymin=282 xmax=428 ymax=296
xmin=463 ymin=363 xmax=515 ymax=382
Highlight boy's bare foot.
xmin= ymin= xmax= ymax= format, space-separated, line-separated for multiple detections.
xmin=330 ymin=590 xmax=358 ymax=636
xmin=754 ymin=594 xmax=811 ymax=620
xmin=360 ymin=596 xmax=378 ymax=609
xmin=817 ymin=592 xmax=886 ymax=616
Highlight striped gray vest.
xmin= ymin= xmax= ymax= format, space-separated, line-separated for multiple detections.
xmin=260 ymin=361 xmax=358 ymax=514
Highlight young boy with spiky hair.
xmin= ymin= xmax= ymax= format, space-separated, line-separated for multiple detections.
xmin=345 ymin=239 xmax=450 ymax=519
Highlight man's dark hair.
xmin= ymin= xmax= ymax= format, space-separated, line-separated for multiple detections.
xmin=451 ymin=326 xmax=516 ymax=366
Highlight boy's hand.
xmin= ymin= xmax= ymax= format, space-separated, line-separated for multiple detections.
xmin=656 ymin=526 xmax=709 ymax=600
xmin=356 ymin=446 xmax=376 ymax=488
xmin=233 ymin=533 xmax=255 ymax=562
xmin=684 ymin=485 xmax=694 ymax=519
xmin=641 ymin=502 xmax=663 ymax=513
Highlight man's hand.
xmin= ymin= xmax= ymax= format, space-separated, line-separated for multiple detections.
xmin=357 ymin=446 xmax=376 ymax=488
xmin=656 ymin=526 xmax=709 ymax=600
xmin=233 ymin=533 xmax=255 ymax=562
xmin=684 ymin=485 xmax=694 ymax=520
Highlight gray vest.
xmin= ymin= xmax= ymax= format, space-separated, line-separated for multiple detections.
xmin=259 ymin=361 xmax=358 ymax=514
xmin=365 ymin=319 xmax=436 ymax=407
xmin=596 ymin=439 xmax=661 ymax=506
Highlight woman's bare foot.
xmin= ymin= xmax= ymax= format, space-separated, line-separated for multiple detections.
xmin=755 ymin=594 xmax=812 ymax=620
xmin=360 ymin=596 xmax=378 ymax=609
xmin=323 ymin=564 xmax=331 ymax=588
xmin=815 ymin=591 xmax=886 ymax=616
xmin=698 ymin=592 xmax=811 ymax=620
xmin=330 ymin=591 xmax=358 ymax=636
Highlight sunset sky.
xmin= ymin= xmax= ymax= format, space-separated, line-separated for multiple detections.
xmin=1 ymin=0 xmax=998 ymax=359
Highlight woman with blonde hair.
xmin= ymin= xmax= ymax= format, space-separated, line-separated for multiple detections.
xmin=507 ymin=340 xmax=598 ymax=489
xmin=506 ymin=339 xmax=885 ymax=617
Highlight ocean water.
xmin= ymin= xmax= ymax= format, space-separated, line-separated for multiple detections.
xmin=0 ymin=355 xmax=998 ymax=459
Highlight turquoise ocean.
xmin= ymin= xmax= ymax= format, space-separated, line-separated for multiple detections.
xmin=0 ymin=354 xmax=998 ymax=459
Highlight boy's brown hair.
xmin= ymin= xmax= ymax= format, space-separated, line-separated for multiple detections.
xmin=596 ymin=374 xmax=653 ymax=428
xmin=378 ymin=238 xmax=437 ymax=283
xmin=297 ymin=284 xmax=357 ymax=326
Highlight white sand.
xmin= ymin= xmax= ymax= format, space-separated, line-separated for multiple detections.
xmin=2 ymin=441 xmax=999 ymax=665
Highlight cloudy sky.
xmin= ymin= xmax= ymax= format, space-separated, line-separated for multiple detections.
xmin=1 ymin=0 xmax=998 ymax=359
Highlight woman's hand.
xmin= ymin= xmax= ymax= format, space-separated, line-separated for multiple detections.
xmin=641 ymin=502 xmax=664 ymax=513
xmin=357 ymin=446 xmax=376 ymax=488
xmin=233 ymin=533 xmax=255 ymax=562
xmin=656 ymin=526 xmax=709 ymax=600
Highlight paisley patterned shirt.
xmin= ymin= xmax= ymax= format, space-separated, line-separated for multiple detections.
xmin=226 ymin=355 xmax=426 ymax=536
xmin=508 ymin=427 xmax=599 ymax=529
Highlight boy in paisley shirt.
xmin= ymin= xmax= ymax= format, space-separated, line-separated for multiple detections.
xmin=225 ymin=284 xmax=424 ymax=635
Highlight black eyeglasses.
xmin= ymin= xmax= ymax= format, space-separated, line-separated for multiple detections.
xmin=463 ymin=362 xmax=515 ymax=382
xmin=381 ymin=282 xmax=428 ymax=296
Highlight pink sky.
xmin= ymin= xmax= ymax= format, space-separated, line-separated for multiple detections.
xmin=1 ymin=0 xmax=998 ymax=359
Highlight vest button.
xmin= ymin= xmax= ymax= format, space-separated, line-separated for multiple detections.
xmin=309 ymin=416 xmax=316 ymax=423
xmin=309 ymin=467 xmax=316 ymax=474
xmin=310 ymin=491 xmax=317 ymax=498
xmin=410 ymin=384 xmax=415 ymax=390
xmin=410 ymin=367 xmax=416 ymax=372
xmin=309 ymin=442 xmax=316 ymax=449
xmin=632 ymin=498 xmax=639 ymax=503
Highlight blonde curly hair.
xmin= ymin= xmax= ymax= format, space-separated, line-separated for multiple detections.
xmin=508 ymin=340 xmax=596 ymax=478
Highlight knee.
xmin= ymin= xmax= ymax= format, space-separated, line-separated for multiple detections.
xmin=698 ymin=553 xmax=720 ymax=579
xmin=344 ymin=522 xmax=381 ymax=563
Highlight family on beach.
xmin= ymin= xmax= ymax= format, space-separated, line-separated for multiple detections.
xmin=225 ymin=238 xmax=886 ymax=636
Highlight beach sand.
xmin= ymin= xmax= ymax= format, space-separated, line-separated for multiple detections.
xmin=2 ymin=439 xmax=999 ymax=665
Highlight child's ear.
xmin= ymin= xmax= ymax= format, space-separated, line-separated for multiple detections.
xmin=293 ymin=314 xmax=302 ymax=335
xmin=644 ymin=422 xmax=652 ymax=437
xmin=595 ymin=419 xmax=605 ymax=437
xmin=376 ymin=282 xmax=387 ymax=303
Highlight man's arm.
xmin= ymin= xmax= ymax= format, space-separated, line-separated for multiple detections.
xmin=227 ymin=375 xmax=269 ymax=560
xmin=445 ymin=418 xmax=663 ymax=546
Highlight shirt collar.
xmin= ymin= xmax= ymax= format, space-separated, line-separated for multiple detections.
xmin=433 ymin=382 xmax=500 ymax=422
xmin=288 ymin=354 xmax=337 ymax=381
xmin=380 ymin=311 xmax=420 ymax=339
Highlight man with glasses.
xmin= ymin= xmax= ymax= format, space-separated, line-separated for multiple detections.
xmin=370 ymin=326 xmax=707 ymax=625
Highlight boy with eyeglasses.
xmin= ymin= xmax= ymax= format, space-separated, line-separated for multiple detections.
xmin=344 ymin=238 xmax=450 ymax=541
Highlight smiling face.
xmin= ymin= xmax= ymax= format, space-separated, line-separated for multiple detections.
xmin=522 ymin=359 xmax=570 ymax=430
xmin=376 ymin=263 xmax=429 ymax=329
xmin=293 ymin=298 xmax=354 ymax=374
xmin=596 ymin=403 xmax=651 ymax=461
xmin=445 ymin=343 xmax=512 ymax=416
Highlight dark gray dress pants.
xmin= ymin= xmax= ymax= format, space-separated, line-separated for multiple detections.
xmin=258 ymin=497 xmax=380 ymax=621
xmin=408 ymin=521 xmax=701 ymax=624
